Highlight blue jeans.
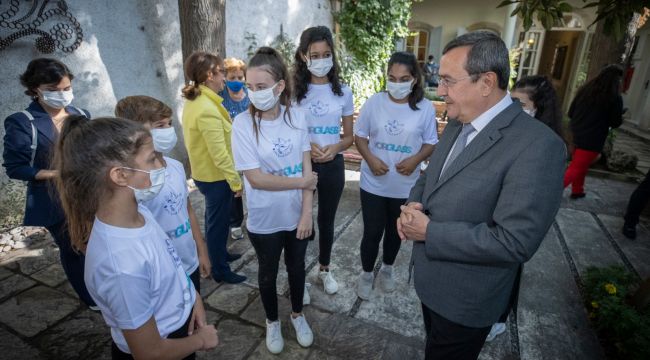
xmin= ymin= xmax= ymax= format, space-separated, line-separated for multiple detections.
xmin=193 ymin=179 xmax=233 ymax=278
xmin=45 ymin=220 xmax=96 ymax=307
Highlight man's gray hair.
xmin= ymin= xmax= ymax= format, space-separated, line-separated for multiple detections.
xmin=443 ymin=31 xmax=510 ymax=90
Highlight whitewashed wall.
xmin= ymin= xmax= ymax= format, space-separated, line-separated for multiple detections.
xmin=225 ymin=0 xmax=333 ymax=60
xmin=0 ymin=0 xmax=334 ymax=226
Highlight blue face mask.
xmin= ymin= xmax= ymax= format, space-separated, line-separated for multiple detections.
xmin=226 ymin=80 xmax=245 ymax=92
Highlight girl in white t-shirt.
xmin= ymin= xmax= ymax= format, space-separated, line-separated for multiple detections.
xmin=353 ymin=51 xmax=438 ymax=301
xmin=54 ymin=116 xmax=217 ymax=359
xmin=292 ymin=26 xmax=354 ymax=297
xmin=231 ymin=47 xmax=317 ymax=355
xmin=115 ymin=95 xmax=211 ymax=293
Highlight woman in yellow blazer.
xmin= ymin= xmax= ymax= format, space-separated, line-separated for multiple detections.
xmin=182 ymin=51 xmax=246 ymax=284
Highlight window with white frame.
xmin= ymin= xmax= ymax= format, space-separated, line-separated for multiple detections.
xmin=406 ymin=30 xmax=429 ymax=65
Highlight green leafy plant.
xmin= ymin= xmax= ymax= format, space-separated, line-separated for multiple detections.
xmin=335 ymin=0 xmax=412 ymax=106
xmin=584 ymin=265 xmax=650 ymax=359
xmin=244 ymin=31 xmax=258 ymax=60
xmin=270 ymin=24 xmax=296 ymax=66
xmin=497 ymin=0 xmax=648 ymax=41
xmin=509 ymin=47 xmax=522 ymax=89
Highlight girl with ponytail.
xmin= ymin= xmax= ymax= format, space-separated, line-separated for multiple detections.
xmin=231 ymin=46 xmax=317 ymax=354
xmin=54 ymin=115 xmax=218 ymax=359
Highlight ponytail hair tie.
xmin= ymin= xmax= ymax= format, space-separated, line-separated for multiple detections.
xmin=188 ymin=80 xmax=196 ymax=86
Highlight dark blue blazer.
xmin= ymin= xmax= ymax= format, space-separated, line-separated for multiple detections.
xmin=2 ymin=101 xmax=89 ymax=227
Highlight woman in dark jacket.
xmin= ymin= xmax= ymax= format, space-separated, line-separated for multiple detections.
xmin=2 ymin=58 xmax=95 ymax=307
xmin=564 ymin=65 xmax=624 ymax=198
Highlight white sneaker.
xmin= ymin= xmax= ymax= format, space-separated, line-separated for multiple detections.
xmin=290 ymin=314 xmax=314 ymax=347
xmin=319 ymin=270 xmax=339 ymax=294
xmin=378 ymin=267 xmax=396 ymax=292
xmin=357 ymin=272 xmax=374 ymax=300
xmin=485 ymin=322 xmax=506 ymax=342
xmin=231 ymin=227 xmax=244 ymax=240
xmin=265 ymin=319 xmax=284 ymax=354
xmin=303 ymin=283 xmax=311 ymax=305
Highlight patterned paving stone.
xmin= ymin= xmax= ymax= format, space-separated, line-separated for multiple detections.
xmin=247 ymin=338 xmax=310 ymax=360
xmin=205 ymin=283 xmax=257 ymax=315
xmin=0 ymin=286 xmax=78 ymax=337
xmin=197 ymin=319 xmax=262 ymax=360
xmin=13 ymin=246 xmax=60 ymax=275
xmin=328 ymin=316 xmax=389 ymax=359
xmin=37 ymin=310 xmax=110 ymax=360
xmin=30 ymin=262 xmax=67 ymax=287
xmin=0 ymin=266 xmax=13 ymax=280
xmin=0 ymin=327 xmax=43 ymax=359
xmin=0 ymin=273 xmax=36 ymax=302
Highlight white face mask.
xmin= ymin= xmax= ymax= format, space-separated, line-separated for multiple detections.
xmin=248 ymin=83 xmax=280 ymax=111
xmin=151 ymin=127 xmax=177 ymax=154
xmin=123 ymin=166 xmax=166 ymax=202
xmin=39 ymin=89 xmax=74 ymax=109
xmin=523 ymin=108 xmax=537 ymax=117
xmin=386 ymin=79 xmax=414 ymax=100
xmin=307 ymin=57 xmax=333 ymax=78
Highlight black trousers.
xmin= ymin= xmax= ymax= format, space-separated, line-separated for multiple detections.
xmin=45 ymin=220 xmax=96 ymax=307
xmin=248 ymin=229 xmax=309 ymax=321
xmin=359 ymin=189 xmax=405 ymax=272
xmin=189 ymin=268 xmax=200 ymax=294
xmin=624 ymin=168 xmax=650 ymax=226
xmin=498 ymin=265 xmax=522 ymax=323
xmin=111 ymin=308 xmax=195 ymax=360
xmin=230 ymin=193 xmax=244 ymax=228
xmin=421 ymin=303 xmax=491 ymax=360
xmin=312 ymin=154 xmax=345 ymax=266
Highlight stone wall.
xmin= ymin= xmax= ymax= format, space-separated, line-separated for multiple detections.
xmin=0 ymin=0 xmax=333 ymax=228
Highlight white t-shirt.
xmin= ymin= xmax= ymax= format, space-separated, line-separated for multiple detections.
xmin=293 ymin=84 xmax=354 ymax=148
xmin=232 ymin=106 xmax=311 ymax=234
xmin=142 ymin=157 xmax=198 ymax=274
xmin=85 ymin=205 xmax=195 ymax=354
xmin=354 ymin=92 xmax=438 ymax=198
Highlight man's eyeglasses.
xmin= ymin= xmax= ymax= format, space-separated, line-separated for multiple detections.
xmin=435 ymin=74 xmax=477 ymax=87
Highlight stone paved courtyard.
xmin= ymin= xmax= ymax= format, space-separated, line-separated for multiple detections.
xmin=1 ymin=132 xmax=650 ymax=359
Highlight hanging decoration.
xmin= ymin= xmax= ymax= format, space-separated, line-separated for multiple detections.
xmin=0 ymin=0 xmax=83 ymax=54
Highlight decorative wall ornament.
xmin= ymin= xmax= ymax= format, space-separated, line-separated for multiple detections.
xmin=0 ymin=0 xmax=83 ymax=53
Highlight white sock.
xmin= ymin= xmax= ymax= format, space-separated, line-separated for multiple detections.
xmin=381 ymin=264 xmax=393 ymax=274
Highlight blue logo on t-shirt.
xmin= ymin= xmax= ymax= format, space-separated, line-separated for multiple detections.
xmin=308 ymin=126 xmax=340 ymax=135
xmin=272 ymin=138 xmax=293 ymax=157
xmin=375 ymin=142 xmax=412 ymax=154
xmin=163 ymin=191 xmax=184 ymax=215
xmin=166 ymin=219 xmax=191 ymax=239
xmin=309 ymin=100 xmax=329 ymax=117
xmin=384 ymin=119 xmax=404 ymax=136
xmin=164 ymin=236 xmax=184 ymax=269
xmin=269 ymin=162 xmax=303 ymax=177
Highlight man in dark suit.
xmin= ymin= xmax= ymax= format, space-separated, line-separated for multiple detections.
xmin=397 ymin=32 xmax=566 ymax=359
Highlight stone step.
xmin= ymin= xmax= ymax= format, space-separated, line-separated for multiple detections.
xmin=555 ymin=208 xmax=624 ymax=274
xmin=517 ymin=226 xmax=605 ymax=360
xmin=596 ymin=214 xmax=650 ymax=278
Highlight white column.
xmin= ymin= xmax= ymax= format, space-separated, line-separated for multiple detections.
xmin=502 ymin=2 xmax=518 ymax=48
